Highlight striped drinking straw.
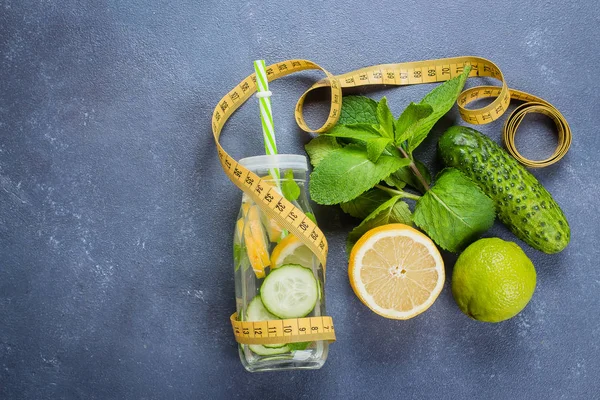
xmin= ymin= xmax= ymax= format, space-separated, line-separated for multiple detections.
xmin=254 ymin=60 xmax=288 ymax=238
xmin=253 ymin=60 xmax=281 ymax=183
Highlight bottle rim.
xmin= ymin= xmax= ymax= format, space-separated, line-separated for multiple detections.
xmin=238 ymin=154 xmax=308 ymax=172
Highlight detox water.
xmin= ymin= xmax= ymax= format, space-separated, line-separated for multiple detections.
xmin=233 ymin=155 xmax=329 ymax=372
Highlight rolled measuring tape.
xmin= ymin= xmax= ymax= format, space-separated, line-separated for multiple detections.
xmin=502 ymin=95 xmax=571 ymax=168
xmin=212 ymin=57 xmax=570 ymax=345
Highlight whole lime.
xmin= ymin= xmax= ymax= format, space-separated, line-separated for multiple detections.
xmin=452 ymin=238 xmax=536 ymax=322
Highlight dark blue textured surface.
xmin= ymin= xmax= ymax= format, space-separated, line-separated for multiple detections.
xmin=1 ymin=1 xmax=599 ymax=399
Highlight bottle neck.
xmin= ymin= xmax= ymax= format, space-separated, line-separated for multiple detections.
xmin=247 ymin=169 xmax=307 ymax=185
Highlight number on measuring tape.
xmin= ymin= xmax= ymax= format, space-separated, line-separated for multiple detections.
xmin=229 ymin=314 xmax=336 ymax=345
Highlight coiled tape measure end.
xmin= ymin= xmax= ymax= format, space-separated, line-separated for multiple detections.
xmin=502 ymin=101 xmax=571 ymax=168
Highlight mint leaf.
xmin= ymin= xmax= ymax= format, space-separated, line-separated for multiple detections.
xmin=346 ymin=195 xmax=412 ymax=253
xmin=413 ymin=168 xmax=495 ymax=252
xmin=338 ymin=96 xmax=378 ymax=125
xmin=305 ymin=212 xmax=317 ymax=224
xmin=422 ymin=66 xmax=471 ymax=109
xmin=366 ymin=137 xmax=392 ymax=162
xmin=406 ymin=66 xmax=471 ymax=154
xmin=287 ymin=342 xmax=310 ymax=351
xmin=384 ymin=175 xmax=406 ymax=190
xmin=391 ymin=158 xmax=432 ymax=194
xmin=376 ymin=97 xmax=395 ymax=140
xmin=340 ymin=188 xmax=391 ymax=219
xmin=305 ymin=136 xmax=342 ymax=167
xmin=281 ymin=169 xmax=300 ymax=202
xmin=325 ymin=125 xmax=391 ymax=162
xmin=234 ymin=243 xmax=244 ymax=271
xmin=325 ymin=124 xmax=381 ymax=141
xmin=395 ymin=102 xmax=433 ymax=145
xmin=309 ymin=145 xmax=410 ymax=205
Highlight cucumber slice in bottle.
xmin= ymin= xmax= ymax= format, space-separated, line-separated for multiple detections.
xmin=249 ymin=344 xmax=291 ymax=356
xmin=317 ymin=279 xmax=322 ymax=302
xmin=260 ymin=264 xmax=318 ymax=319
xmin=246 ymin=296 xmax=286 ymax=349
xmin=247 ymin=296 xmax=276 ymax=321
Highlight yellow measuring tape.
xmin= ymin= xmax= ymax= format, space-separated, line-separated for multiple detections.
xmin=230 ymin=314 xmax=335 ymax=345
xmin=212 ymin=56 xmax=570 ymax=345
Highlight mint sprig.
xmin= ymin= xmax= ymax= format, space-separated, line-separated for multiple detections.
xmin=233 ymin=243 xmax=244 ymax=271
xmin=304 ymin=66 xmax=493 ymax=253
xmin=281 ymin=169 xmax=300 ymax=202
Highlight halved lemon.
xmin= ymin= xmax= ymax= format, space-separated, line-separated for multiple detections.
xmin=270 ymin=234 xmax=314 ymax=269
xmin=349 ymin=224 xmax=445 ymax=320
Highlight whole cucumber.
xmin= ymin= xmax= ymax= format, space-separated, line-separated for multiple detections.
xmin=439 ymin=126 xmax=570 ymax=254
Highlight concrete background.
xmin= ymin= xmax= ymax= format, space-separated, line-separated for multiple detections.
xmin=1 ymin=1 xmax=599 ymax=398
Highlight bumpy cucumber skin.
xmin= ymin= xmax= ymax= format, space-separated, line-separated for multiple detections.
xmin=439 ymin=126 xmax=570 ymax=254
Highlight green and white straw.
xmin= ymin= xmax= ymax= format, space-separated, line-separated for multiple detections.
xmin=254 ymin=60 xmax=288 ymax=238
xmin=253 ymin=60 xmax=280 ymax=182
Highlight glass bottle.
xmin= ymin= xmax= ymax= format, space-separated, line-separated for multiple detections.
xmin=233 ymin=154 xmax=328 ymax=372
